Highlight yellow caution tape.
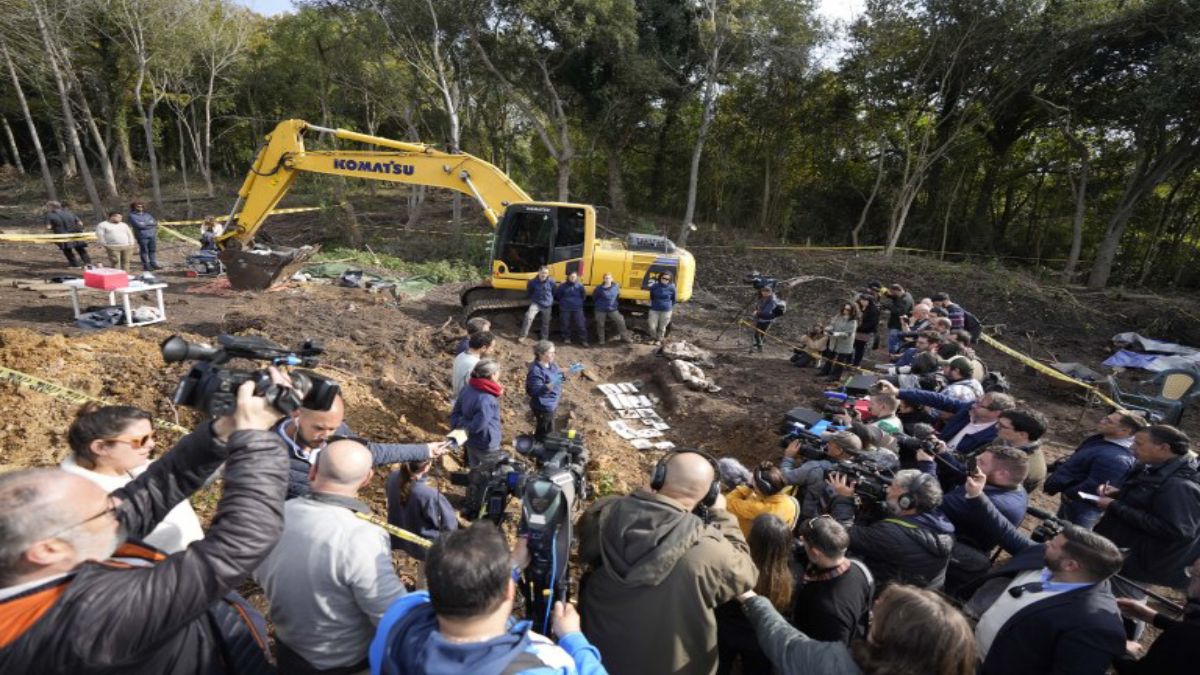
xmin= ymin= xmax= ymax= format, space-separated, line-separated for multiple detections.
xmin=0 ymin=365 xmax=190 ymax=434
xmin=2 ymin=207 xmax=324 ymax=245
xmin=978 ymin=334 xmax=1120 ymax=407
xmin=354 ymin=511 xmax=433 ymax=547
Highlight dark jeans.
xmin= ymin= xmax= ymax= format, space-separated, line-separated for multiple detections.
xmin=753 ymin=320 xmax=772 ymax=348
xmin=533 ymin=407 xmax=556 ymax=440
xmin=820 ymin=350 xmax=851 ymax=380
xmin=560 ymin=308 xmax=587 ymax=344
xmin=853 ymin=334 xmax=875 ymax=366
xmin=58 ymin=242 xmax=91 ymax=267
xmin=136 ymin=234 xmax=158 ymax=270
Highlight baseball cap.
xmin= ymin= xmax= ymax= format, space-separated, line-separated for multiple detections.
xmin=945 ymin=356 xmax=974 ymax=377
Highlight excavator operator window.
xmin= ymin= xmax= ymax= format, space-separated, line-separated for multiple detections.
xmin=497 ymin=209 xmax=554 ymax=273
xmin=550 ymin=208 xmax=585 ymax=264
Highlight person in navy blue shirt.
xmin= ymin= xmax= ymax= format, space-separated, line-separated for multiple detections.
xmin=385 ymin=458 xmax=458 ymax=561
xmin=751 ymin=286 xmax=779 ymax=353
xmin=592 ymin=272 xmax=628 ymax=344
xmin=519 ymin=266 xmax=556 ymax=342
xmin=127 ymin=200 xmax=161 ymax=271
xmin=1044 ymin=410 xmax=1144 ymax=528
xmin=525 ymin=340 xmax=562 ymax=440
xmin=450 ymin=359 xmax=504 ymax=467
xmin=647 ymin=271 xmax=677 ymax=345
xmin=555 ymin=271 xmax=588 ymax=346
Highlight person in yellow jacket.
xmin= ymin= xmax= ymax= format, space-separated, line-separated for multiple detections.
xmin=726 ymin=461 xmax=801 ymax=537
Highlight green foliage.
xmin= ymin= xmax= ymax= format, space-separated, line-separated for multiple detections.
xmin=311 ymin=247 xmax=483 ymax=284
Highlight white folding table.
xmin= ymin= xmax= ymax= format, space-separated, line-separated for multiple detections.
xmin=63 ymin=279 xmax=168 ymax=327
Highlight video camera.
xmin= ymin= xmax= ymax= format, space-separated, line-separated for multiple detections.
xmin=1025 ymin=505 xmax=1067 ymax=544
xmin=451 ymin=431 xmax=589 ymax=635
xmin=161 ymin=334 xmax=339 ymax=417
xmin=792 ymin=443 xmax=894 ymax=504
xmin=745 ymin=271 xmax=778 ymax=290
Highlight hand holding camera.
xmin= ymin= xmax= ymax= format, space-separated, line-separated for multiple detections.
xmin=213 ymin=367 xmax=294 ymax=441
xmin=827 ymin=472 xmax=857 ymax=498
xmin=964 ymin=467 xmax=986 ymax=498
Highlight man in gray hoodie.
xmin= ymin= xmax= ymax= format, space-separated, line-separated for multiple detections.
xmin=578 ymin=449 xmax=757 ymax=675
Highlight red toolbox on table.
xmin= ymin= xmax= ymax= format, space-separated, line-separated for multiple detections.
xmin=84 ymin=267 xmax=129 ymax=290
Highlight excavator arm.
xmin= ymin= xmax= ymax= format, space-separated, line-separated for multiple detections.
xmin=219 ymin=119 xmax=530 ymax=249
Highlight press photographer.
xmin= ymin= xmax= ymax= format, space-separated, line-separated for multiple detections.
xmin=0 ymin=375 xmax=289 ymax=673
xmin=578 ymin=449 xmax=756 ymax=675
xmin=826 ymin=469 xmax=955 ymax=590
xmin=162 ymin=334 xmax=447 ymax=499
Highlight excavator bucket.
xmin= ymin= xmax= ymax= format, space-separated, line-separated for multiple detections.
xmin=220 ymin=245 xmax=317 ymax=290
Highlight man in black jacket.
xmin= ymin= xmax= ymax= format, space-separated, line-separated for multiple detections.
xmin=827 ymin=468 xmax=955 ymax=590
xmin=0 ymin=379 xmax=287 ymax=673
xmin=1094 ymin=424 xmax=1200 ymax=589
xmin=1116 ymin=556 xmax=1200 ymax=674
xmin=965 ymin=524 xmax=1126 ymax=675
xmin=274 ymin=394 xmax=450 ymax=499
xmin=44 ymin=200 xmax=91 ymax=267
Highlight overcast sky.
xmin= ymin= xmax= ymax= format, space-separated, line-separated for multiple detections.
xmin=234 ymin=0 xmax=866 ymax=24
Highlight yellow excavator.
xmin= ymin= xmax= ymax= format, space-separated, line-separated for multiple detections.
xmin=217 ymin=119 xmax=695 ymax=318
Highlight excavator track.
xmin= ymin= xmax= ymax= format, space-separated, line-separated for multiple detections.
xmin=461 ymin=286 xmax=529 ymax=321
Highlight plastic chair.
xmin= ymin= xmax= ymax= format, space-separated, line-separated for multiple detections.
xmin=1106 ymin=369 xmax=1200 ymax=425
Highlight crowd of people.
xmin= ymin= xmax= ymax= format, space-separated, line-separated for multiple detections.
xmin=1 ymin=277 xmax=1198 ymax=675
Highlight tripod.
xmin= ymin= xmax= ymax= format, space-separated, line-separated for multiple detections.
xmin=716 ymin=295 xmax=759 ymax=342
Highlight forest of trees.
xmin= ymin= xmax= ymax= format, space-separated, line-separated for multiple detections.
xmin=1 ymin=0 xmax=1198 ymax=289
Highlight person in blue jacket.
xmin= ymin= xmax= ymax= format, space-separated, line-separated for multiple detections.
xmin=385 ymin=458 xmax=459 ymax=561
xmin=751 ymin=285 xmax=779 ymax=352
xmin=127 ymin=200 xmax=160 ymax=271
xmin=450 ymin=359 xmax=504 ymax=467
xmin=520 ymin=266 xmax=556 ymax=342
xmin=370 ymin=522 xmax=606 ymax=675
xmin=591 ymin=273 xmax=628 ymax=344
xmin=647 ymin=271 xmax=676 ymax=345
xmin=555 ymin=271 xmax=588 ymax=346
xmin=525 ymin=341 xmax=562 ymax=440
xmin=1044 ymin=410 xmax=1144 ymax=528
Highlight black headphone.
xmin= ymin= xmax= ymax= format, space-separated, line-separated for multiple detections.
xmin=650 ymin=448 xmax=720 ymax=509
xmin=896 ymin=472 xmax=936 ymax=511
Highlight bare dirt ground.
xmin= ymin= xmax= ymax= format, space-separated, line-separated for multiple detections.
xmin=3 ymin=178 xmax=1198 ymax=631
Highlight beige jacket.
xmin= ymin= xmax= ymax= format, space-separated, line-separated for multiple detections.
xmin=95 ymin=220 xmax=136 ymax=247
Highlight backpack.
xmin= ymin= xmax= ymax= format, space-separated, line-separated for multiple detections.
xmin=963 ymin=311 xmax=983 ymax=342
xmin=982 ymin=371 xmax=1010 ymax=393
xmin=772 ymin=299 xmax=787 ymax=318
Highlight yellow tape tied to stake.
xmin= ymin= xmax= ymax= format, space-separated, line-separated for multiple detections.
xmin=0 ymin=365 xmax=190 ymax=434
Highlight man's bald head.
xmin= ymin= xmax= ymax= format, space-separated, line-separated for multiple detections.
xmin=0 ymin=469 xmax=119 ymax=586
xmin=311 ymin=439 xmax=373 ymax=495
xmin=655 ymin=451 xmax=716 ymax=510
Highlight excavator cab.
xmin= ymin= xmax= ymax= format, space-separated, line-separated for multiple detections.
xmin=492 ymin=204 xmax=590 ymax=279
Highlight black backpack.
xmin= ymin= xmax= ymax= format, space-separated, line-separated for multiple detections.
xmin=982 ymin=371 xmax=1010 ymax=393
xmin=772 ymin=299 xmax=787 ymax=318
xmin=963 ymin=311 xmax=983 ymax=342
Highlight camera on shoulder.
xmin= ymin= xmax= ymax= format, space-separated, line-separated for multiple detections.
xmin=161 ymin=334 xmax=339 ymax=417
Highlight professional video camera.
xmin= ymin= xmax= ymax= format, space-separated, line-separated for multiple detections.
xmin=894 ymin=423 xmax=940 ymax=465
xmin=1025 ymin=505 xmax=1067 ymax=543
xmin=791 ymin=443 xmax=894 ymax=504
xmin=745 ymin=270 xmax=778 ymax=290
xmin=450 ymin=431 xmax=589 ymax=635
xmin=161 ymin=334 xmax=339 ymax=417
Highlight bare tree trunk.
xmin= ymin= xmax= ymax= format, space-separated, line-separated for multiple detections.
xmin=940 ymin=168 xmax=966 ymax=260
xmin=1135 ymin=180 xmax=1180 ymax=286
xmin=33 ymin=0 xmax=102 ymax=219
xmin=177 ymin=114 xmax=192 ymax=218
xmin=758 ymin=155 xmax=771 ymax=232
xmin=679 ymin=65 xmax=718 ymax=248
xmin=606 ymin=145 xmax=628 ymax=225
xmin=72 ymin=81 xmax=119 ymax=198
xmin=3 ymin=42 xmax=55 ymax=199
xmin=52 ymin=119 xmax=76 ymax=179
xmin=113 ymin=95 xmax=136 ymax=176
xmin=1 ymin=115 xmax=24 ymax=174
xmin=1062 ymin=154 xmax=1089 ymax=281
xmin=851 ymin=148 xmax=886 ymax=247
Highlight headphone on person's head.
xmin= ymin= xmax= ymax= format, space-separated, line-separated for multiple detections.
xmin=650 ymin=448 xmax=720 ymax=509
xmin=896 ymin=472 xmax=936 ymax=511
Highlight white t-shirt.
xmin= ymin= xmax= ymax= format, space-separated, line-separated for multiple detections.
xmin=60 ymin=455 xmax=205 ymax=553
xmin=452 ymin=351 xmax=480 ymax=399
